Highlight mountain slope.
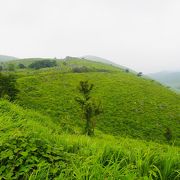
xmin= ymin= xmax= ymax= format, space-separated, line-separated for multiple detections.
xmin=0 ymin=55 xmax=18 ymax=61
xmin=0 ymin=100 xmax=179 ymax=179
xmin=1 ymin=58 xmax=180 ymax=179
xmin=12 ymin=58 xmax=180 ymax=145
xmin=83 ymin=55 xmax=135 ymax=72
xmin=148 ymin=71 xmax=180 ymax=91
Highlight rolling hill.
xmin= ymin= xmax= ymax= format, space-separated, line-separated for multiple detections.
xmin=1 ymin=57 xmax=180 ymax=179
xmin=8 ymin=57 xmax=179 ymax=145
xmin=148 ymin=71 xmax=180 ymax=91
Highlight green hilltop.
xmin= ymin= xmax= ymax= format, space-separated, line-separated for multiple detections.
xmin=0 ymin=57 xmax=180 ymax=179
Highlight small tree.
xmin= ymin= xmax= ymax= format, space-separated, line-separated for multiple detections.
xmin=0 ymin=73 xmax=19 ymax=101
xmin=75 ymin=81 xmax=102 ymax=136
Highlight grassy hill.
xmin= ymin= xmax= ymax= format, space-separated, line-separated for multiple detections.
xmin=1 ymin=57 xmax=180 ymax=179
xmin=0 ymin=100 xmax=179 ymax=179
xmin=148 ymin=71 xmax=180 ymax=91
xmin=5 ymin=57 xmax=178 ymax=145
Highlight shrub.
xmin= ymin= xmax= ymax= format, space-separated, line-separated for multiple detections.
xmin=28 ymin=60 xmax=57 ymax=70
xmin=0 ymin=73 xmax=19 ymax=101
xmin=125 ymin=69 xmax=129 ymax=73
xmin=72 ymin=66 xmax=90 ymax=73
xmin=164 ymin=127 xmax=172 ymax=142
xmin=18 ymin=63 xmax=26 ymax=69
xmin=137 ymin=72 xmax=143 ymax=77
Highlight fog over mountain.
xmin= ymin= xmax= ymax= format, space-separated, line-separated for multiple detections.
xmin=148 ymin=71 xmax=180 ymax=91
xmin=0 ymin=55 xmax=18 ymax=61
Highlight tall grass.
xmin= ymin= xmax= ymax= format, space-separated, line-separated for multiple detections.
xmin=24 ymin=133 xmax=180 ymax=179
xmin=0 ymin=99 xmax=179 ymax=179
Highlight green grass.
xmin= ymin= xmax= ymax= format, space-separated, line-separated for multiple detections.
xmin=1 ymin=57 xmax=180 ymax=179
xmin=0 ymin=100 xmax=179 ymax=179
xmin=11 ymin=58 xmax=180 ymax=145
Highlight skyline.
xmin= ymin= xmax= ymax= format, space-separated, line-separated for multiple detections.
xmin=1 ymin=0 xmax=180 ymax=73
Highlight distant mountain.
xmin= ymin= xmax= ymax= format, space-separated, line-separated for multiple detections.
xmin=0 ymin=55 xmax=18 ymax=61
xmin=82 ymin=55 xmax=135 ymax=72
xmin=148 ymin=71 xmax=180 ymax=91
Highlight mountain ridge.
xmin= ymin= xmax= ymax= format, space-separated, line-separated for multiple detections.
xmin=0 ymin=55 xmax=18 ymax=61
xmin=148 ymin=71 xmax=180 ymax=91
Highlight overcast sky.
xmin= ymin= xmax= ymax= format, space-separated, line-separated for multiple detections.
xmin=0 ymin=0 xmax=180 ymax=73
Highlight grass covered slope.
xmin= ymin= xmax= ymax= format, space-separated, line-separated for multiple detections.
xmin=0 ymin=100 xmax=180 ymax=179
xmin=14 ymin=58 xmax=180 ymax=145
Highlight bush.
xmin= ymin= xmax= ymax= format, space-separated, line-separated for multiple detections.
xmin=0 ymin=73 xmax=19 ymax=101
xmin=137 ymin=72 xmax=143 ymax=77
xmin=0 ymin=135 xmax=69 ymax=179
xmin=164 ymin=128 xmax=172 ymax=142
xmin=125 ymin=69 xmax=129 ymax=73
xmin=18 ymin=63 xmax=26 ymax=69
xmin=28 ymin=60 xmax=57 ymax=70
xmin=72 ymin=66 xmax=90 ymax=73
xmin=72 ymin=66 xmax=109 ymax=73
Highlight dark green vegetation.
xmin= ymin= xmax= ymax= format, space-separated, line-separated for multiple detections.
xmin=28 ymin=59 xmax=57 ymax=69
xmin=0 ymin=100 xmax=179 ymax=179
xmin=148 ymin=71 xmax=180 ymax=91
xmin=18 ymin=63 xmax=26 ymax=69
xmin=0 ymin=57 xmax=180 ymax=179
xmin=0 ymin=73 xmax=19 ymax=101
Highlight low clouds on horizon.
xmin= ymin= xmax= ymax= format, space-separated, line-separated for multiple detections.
xmin=0 ymin=0 xmax=180 ymax=73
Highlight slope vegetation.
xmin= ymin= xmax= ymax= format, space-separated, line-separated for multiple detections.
xmin=0 ymin=100 xmax=179 ymax=179
xmin=12 ymin=58 xmax=180 ymax=145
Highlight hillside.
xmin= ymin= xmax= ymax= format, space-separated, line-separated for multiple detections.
xmin=6 ymin=57 xmax=179 ymax=145
xmin=0 ymin=100 xmax=179 ymax=179
xmin=1 ymin=57 xmax=180 ymax=179
xmin=83 ymin=55 xmax=135 ymax=72
xmin=83 ymin=55 xmax=122 ymax=66
xmin=0 ymin=55 xmax=18 ymax=61
xmin=148 ymin=71 xmax=180 ymax=91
